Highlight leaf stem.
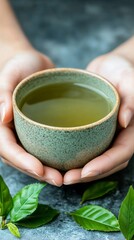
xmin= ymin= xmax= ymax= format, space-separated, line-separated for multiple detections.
xmin=0 ymin=216 xmax=7 ymax=229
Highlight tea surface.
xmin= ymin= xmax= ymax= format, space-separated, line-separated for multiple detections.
xmin=20 ymin=82 xmax=112 ymax=127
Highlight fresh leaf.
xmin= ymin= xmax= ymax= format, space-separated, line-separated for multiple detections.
xmin=0 ymin=175 xmax=13 ymax=217
xmin=7 ymin=222 xmax=21 ymax=238
xmin=81 ymin=181 xmax=118 ymax=204
xmin=70 ymin=205 xmax=120 ymax=232
xmin=16 ymin=204 xmax=59 ymax=228
xmin=10 ymin=183 xmax=45 ymax=222
xmin=118 ymin=186 xmax=134 ymax=240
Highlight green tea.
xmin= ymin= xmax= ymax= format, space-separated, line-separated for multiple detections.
xmin=20 ymin=82 xmax=112 ymax=127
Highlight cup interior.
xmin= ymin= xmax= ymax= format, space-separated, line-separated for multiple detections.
xmin=13 ymin=68 xmax=119 ymax=128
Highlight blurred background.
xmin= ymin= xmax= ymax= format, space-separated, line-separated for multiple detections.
xmin=10 ymin=0 xmax=134 ymax=68
xmin=1 ymin=0 xmax=134 ymax=239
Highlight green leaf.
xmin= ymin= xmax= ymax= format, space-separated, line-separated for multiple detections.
xmin=70 ymin=205 xmax=120 ymax=232
xmin=118 ymin=186 xmax=134 ymax=240
xmin=0 ymin=175 xmax=13 ymax=217
xmin=81 ymin=181 xmax=118 ymax=204
xmin=16 ymin=204 xmax=59 ymax=228
xmin=7 ymin=222 xmax=21 ymax=238
xmin=10 ymin=183 xmax=45 ymax=222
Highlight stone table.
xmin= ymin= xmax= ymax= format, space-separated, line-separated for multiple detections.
xmin=1 ymin=0 xmax=134 ymax=239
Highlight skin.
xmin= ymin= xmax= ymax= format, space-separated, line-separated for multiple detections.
xmin=64 ymin=52 xmax=134 ymax=184
xmin=0 ymin=0 xmax=63 ymax=187
xmin=1 ymin=1 xmax=134 ymax=186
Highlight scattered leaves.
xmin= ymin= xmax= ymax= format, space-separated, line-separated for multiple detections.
xmin=10 ymin=183 xmax=45 ymax=222
xmin=1 ymin=175 xmax=134 ymax=239
xmin=118 ymin=186 xmax=134 ymax=240
xmin=7 ymin=222 xmax=21 ymax=238
xmin=0 ymin=176 xmax=13 ymax=218
xmin=0 ymin=175 xmax=59 ymax=238
xmin=81 ymin=181 xmax=118 ymax=204
xmin=70 ymin=205 xmax=120 ymax=232
xmin=16 ymin=204 xmax=59 ymax=228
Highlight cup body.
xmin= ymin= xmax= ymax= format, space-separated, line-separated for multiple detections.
xmin=13 ymin=68 xmax=120 ymax=170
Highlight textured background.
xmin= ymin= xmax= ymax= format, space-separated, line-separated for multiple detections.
xmin=1 ymin=0 xmax=134 ymax=239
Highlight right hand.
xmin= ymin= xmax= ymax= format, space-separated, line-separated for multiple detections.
xmin=64 ymin=53 xmax=134 ymax=185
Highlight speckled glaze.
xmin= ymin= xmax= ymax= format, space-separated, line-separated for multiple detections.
xmin=13 ymin=68 xmax=120 ymax=171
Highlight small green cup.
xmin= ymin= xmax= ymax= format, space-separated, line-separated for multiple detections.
xmin=13 ymin=68 xmax=120 ymax=171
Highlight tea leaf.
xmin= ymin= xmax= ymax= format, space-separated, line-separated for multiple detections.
xmin=10 ymin=183 xmax=46 ymax=222
xmin=7 ymin=222 xmax=21 ymax=238
xmin=118 ymin=186 xmax=134 ymax=240
xmin=70 ymin=205 xmax=120 ymax=232
xmin=0 ymin=175 xmax=13 ymax=217
xmin=16 ymin=204 xmax=59 ymax=228
xmin=81 ymin=181 xmax=118 ymax=204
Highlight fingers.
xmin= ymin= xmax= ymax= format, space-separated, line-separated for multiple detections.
xmin=64 ymin=169 xmax=82 ymax=185
xmin=64 ymin=161 xmax=129 ymax=185
xmin=81 ymin=118 xmax=134 ymax=176
xmin=81 ymin=161 xmax=129 ymax=183
xmin=39 ymin=52 xmax=55 ymax=69
xmin=0 ymin=51 xmax=59 ymax=186
xmin=1 ymin=157 xmax=43 ymax=179
xmin=1 ymin=157 xmax=63 ymax=187
xmin=64 ymin=118 xmax=134 ymax=185
xmin=0 ymin=124 xmax=63 ymax=187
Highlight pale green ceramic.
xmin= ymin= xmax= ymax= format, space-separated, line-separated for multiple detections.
xmin=13 ymin=68 xmax=120 ymax=171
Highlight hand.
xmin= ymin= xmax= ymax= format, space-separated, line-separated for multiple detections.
xmin=0 ymin=48 xmax=63 ymax=187
xmin=64 ymin=53 xmax=134 ymax=185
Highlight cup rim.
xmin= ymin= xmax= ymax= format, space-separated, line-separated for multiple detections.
xmin=12 ymin=68 xmax=120 ymax=131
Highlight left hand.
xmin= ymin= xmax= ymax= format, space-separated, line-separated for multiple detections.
xmin=64 ymin=53 xmax=134 ymax=185
xmin=0 ymin=49 xmax=63 ymax=187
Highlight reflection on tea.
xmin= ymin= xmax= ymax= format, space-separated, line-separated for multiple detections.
xmin=20 ymin=82 xmax=112 ymax=127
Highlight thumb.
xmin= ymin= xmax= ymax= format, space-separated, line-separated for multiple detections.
xmin=0 ymin=65 xmax=20 ymax=123
xmin=0 ymin=58 xmax=23 ymax=124
xmin=0 ymin=102 xmax=6 ymax=123
xmin=118 ymin=100 xmax=134 ymax=128
xmin=0 ymin=52 xmax=55 ymax=124
xmin=39 ymin=53 xmax=55 ymax=69
xmin=114 ymin=70 xmax=134 ymax=128
xmin=0 ymin=89 xmax=13 ymax=123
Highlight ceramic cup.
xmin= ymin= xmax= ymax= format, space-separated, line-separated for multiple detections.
xmin=13 ymin=68 xmax=120 ymax=171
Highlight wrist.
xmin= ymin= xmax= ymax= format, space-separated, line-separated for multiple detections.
xmin=0 ymin=37 xmax=34 ymax=68
xmin=111 ymin=36 xmax=134 ymax=64
xmin=0 ymin=0 xmax=34 ymax=59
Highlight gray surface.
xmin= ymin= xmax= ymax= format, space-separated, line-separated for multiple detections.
xmin=1 ymin=0 xmax=134 ymax=239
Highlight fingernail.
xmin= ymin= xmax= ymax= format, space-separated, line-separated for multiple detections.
xmin=45 ymin=179 xmax=62 ymax=187
xmin=64 ymin=180 xmax=80 ymax=185
xmin=81 ymin=170 xmax=100 ymax=179
xmin=0 ymin=103 xmax=5 ymax=123
xmin=26 ymin=169 xmax=43 ymax=178
xmin=123 ymin=110 xmax=133 ymax=128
